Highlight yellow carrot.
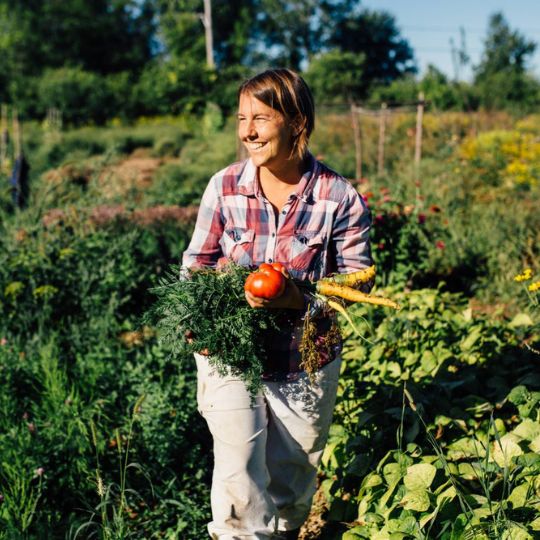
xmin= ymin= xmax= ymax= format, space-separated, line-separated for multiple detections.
xmin=321 ymin=265 xmax=376 ymax=288
xmin=316 ymin=281 xmax=400 ymax=309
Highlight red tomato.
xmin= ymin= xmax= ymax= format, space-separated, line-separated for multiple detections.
xmin=258 ymin=262 xmax=287 ymax=275
xmin=270 ymin=262 xmax=286 ymax=273
xmin=245 ymin=266 xmax=286 ymax=299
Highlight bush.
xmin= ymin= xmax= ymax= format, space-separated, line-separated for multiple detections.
xmin=133 ymin=58 xmax=211 ymax=116
xmin=37 ymin=67 xmax=114 ymax=126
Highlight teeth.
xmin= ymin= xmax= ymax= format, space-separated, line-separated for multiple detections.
xmin=248 ymin=142 xmax=266 ymax=150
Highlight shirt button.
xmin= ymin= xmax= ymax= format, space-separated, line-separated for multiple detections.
xmin=271 ymin=232 xmax=275 ymax=237
xmin=268 ymin=258 xmax=273 ymax=263
xmin=281 ymin=210 xmax=286 ymax=215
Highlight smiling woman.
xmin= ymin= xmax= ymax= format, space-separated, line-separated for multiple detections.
xmin=182 ymin=68 xmax=372 ymax=540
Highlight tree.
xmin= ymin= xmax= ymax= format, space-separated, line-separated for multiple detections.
xmin=474 ymin=12 xmax=539 ymax=110
xmin=0 ymin=0 xmax=156 ymax=77
xmin=328 ymin=8 xmax=416 ymax=93
xmin=304 ymin=49 xmax=365 ymax=103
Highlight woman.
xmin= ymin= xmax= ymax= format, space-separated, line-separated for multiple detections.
xmin=182 ymin=68 xmax=372 ymax=540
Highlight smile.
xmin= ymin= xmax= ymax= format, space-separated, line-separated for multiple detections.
xmin=246 ymin=142 xmax=267 ymax=151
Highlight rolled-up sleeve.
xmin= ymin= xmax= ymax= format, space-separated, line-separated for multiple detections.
xmin=182 ymin=176 xmax=224 ymax=269
xmin=331 ymin=187 xmax=372 ymax=274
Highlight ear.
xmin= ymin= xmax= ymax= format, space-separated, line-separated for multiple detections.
xmin=292 ymin=116 xmax=305 ymax=136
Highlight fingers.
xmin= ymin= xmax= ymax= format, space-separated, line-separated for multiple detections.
xmin=185 ymin=329 xmax=209 ymax=355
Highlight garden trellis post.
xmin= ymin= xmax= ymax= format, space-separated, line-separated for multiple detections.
xmin=0 ymin=104 xmax=7 ymax=170
xmin=351 ymin=103 xmax=362 ymax=180
xmin=414 ymin=92 xmax=425 ymax=171
xmin=377 ymin=102 xmax=387 ymax=176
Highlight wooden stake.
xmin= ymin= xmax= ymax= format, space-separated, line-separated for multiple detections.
xmin=0 ymin=104 xmax=7 ymax=166
xmin=13 ymin=108 xmax=21 ymax=158
xmin=351 ymin=103 xmax=362 ymax=180
xmin=202 ymin=0 xmax=215 ymax=69
xmin=377 ymin=103 xmax=387 ymax=176
xmin=414 ymin=92 xmax=424 ymax=169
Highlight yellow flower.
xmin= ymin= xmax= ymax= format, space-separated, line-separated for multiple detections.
xmin=514 ymin=268 xmax=533 ymax=282
xmin=4 ymin=281 xmax=24 ymax=298
xmin=33 ymin=285 xmax=59 ymax=299
xmin=529 ymin=281 xmax=540 ymax=292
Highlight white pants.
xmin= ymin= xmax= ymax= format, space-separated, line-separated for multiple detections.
xmin=195 ymin=354 xmax=342 ymax=540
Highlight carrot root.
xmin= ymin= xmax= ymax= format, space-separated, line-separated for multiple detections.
xmin=316 ymin=281 xmax=400 ymax=309
xmin=320 ymin=265 xmax=376 ymax=288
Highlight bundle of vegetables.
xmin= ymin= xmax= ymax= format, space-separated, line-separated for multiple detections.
xmin=147 ymin=262 xmax=398 ymax=395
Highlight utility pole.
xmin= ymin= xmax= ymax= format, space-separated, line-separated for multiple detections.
xmin=202 ymin=0 xmax=215 ymax=69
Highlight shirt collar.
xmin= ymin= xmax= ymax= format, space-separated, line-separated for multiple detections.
xmin=237 ymin=153 xmax=318 ymax=204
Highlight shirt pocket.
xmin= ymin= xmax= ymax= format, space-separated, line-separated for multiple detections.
xmin=220 ymin=227 xmax=255 ymax=267
xmin=289 ymin=228 xmax=327 ymax=275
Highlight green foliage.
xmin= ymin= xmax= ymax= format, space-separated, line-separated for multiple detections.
xmin=329 ymin=8 xmax=416 ymax=91
xmin=0 ymin=106 xmax=539 ymax=537
xmin=305 ymin=50 xmax=366 ymax=104
xmin=37 ymin=67 xmax=114 ymax=126
xmin=474 ymin=12 xmax=540 ymax=113
xmin=147 ymin=264 xmax=282 ymax=396
xmin=134 ymin=58 xmax=212 ymax=116
xmin=321 ymin=288 xmax=540 ymax=538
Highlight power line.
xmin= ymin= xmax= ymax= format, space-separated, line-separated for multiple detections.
xmin=400 ymin=24 xmax=540 ymax=34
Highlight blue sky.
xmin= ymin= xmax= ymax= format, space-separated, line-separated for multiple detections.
xmin=361 ymin=0 xmax=540 ymax=80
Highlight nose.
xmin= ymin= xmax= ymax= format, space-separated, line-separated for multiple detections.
xmin=239 ymin=119 xmax=257 ymax=140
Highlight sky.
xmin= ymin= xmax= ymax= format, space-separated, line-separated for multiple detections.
xmin=361 ymin=0 xmax=540 ymax=81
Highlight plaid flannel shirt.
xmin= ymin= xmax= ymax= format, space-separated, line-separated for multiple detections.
xmin=182 ymin=153 xmax=372 ymax=380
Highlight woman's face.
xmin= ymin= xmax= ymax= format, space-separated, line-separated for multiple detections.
xmin=237 ymin=92 xmax=297 ymax=170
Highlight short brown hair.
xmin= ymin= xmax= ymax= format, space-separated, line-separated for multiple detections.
xmin=238 ymin=68 xmax=315 ymax=160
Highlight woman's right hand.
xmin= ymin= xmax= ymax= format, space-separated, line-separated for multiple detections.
xmin=184 ymin=330 xmax=210 ymax=356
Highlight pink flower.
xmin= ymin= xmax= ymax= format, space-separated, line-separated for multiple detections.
xmin=374 ymin=214 xmax=384 ymax=225
xmin=418 ymin=213 xmax=426 ymax=224
xmin=436 ymin=240 xmax=446 ymax=250
xmin=27 ymin=422 xmax=36 ymax=434
xmin=22 ymin=412 xmax=29 ymax=420
xmin=0 ymin=338 xmax=6 ymax=346
xmin=377 ymin=242 xmax=385 ymax=250
xmin=34 ymin=467 xmax=45 ymax=477
xmin=382 ymin=195 xmax=392 ymax=203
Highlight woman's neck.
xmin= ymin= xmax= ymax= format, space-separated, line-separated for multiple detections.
xmin=259 ymin=156 xmax=305 ymax=187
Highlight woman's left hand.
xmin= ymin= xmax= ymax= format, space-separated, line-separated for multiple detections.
xmin=245 ymin=272 xmax=305 ymax=310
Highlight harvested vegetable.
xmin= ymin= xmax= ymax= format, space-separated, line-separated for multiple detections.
xmin=244 ymin=265 xmax=286 ymax=299
xmin=147 ymin=262 xmax=398 ymax=395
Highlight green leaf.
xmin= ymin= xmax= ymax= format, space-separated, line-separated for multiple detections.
xmin=400 ymin=488 xmax=430 ymax=512
xmin=420 ymin=350 xmax=437 ymax=374
xmin=436 ymin=485 xmax=457 ymax=507
xmin=507 ymin=482 xmax=531 ymax=509
xmin=512 ymin=419 xmax=540 ymax=441
xmin=508 ymin=312 xmax=534 ymax=327
xmin=491 ymin=433 xmax=523 ymax=467
xmin=507 ymin=385 xmax=530 ymax=405
xmin=501 ymin=524 xmax=533 ymax=540
xmin=382 ymin=462 xmax=403 ymax=485
xmin=529 ymin=434 xmax=540 ymax=453
xmin=403 ymin=463 xmax=437 ymax=490
xmin=457 ymin=462 xmax=478 ymax=481
xmin=447 ymin=437 xmax=486 ymax=460
xmin=460 ymin=326 xmax=482 ymax=351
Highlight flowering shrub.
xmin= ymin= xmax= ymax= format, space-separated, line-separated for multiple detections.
xmin=459 ymin=129 xmax=540 ymax=188
xmin=361 ymin=186 xmax=449 ymax=287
